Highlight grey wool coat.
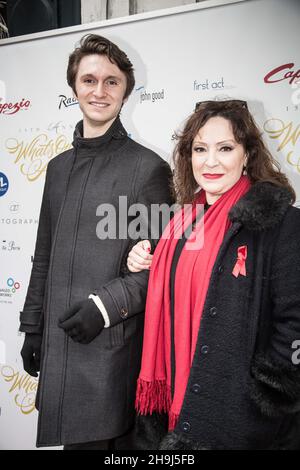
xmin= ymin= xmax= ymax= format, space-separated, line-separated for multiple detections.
xmin=20 ymin=117 xmax=173 ymax=447
xmin=136 ymin=182 xmax=300 ymax=450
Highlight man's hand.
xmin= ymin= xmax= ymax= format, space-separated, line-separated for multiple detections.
xmin=58 ymin=299 xmax=105 ymax=344
xmin=21 ymin=333 xmax=43 ymax=377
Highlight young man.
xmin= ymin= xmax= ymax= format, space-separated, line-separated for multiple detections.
xmin=20 ymin=34 xmax=173 ymax=449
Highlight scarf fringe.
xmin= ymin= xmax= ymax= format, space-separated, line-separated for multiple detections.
xmin=135 ymin=378 xmax=172 ymax=415
xmin=168 ymin=410 xmax=179 ymax=431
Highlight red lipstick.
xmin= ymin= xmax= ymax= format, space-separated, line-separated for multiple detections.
xmin=203 ymin=174 xmax=224 ymax=179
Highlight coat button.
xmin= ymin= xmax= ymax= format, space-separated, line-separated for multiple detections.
xmin=209 ymin=307 xmax=217 ymax=317
xmin=218 ymin=265 xmax=224 ymax=273
xmin=201 ymin=345 xmax=209 ymax=355
xmin=181 ymin=421 xmax=191 ymax=433
xmin=191 ymin=383 xmax=201 ymax=394
xmin=120 ymin=307 xmax=128 ymax=318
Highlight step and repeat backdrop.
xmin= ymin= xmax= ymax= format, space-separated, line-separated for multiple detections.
xmin=0 ymin=0 xmax=299 ymax=450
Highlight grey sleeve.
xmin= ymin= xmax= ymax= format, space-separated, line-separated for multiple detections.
xmin=94 ymin=157 xmax=174 ymax=327
xmin=19 ymin=167 xmax=52 ymax=334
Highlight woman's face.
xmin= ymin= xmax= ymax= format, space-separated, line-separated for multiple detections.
xmin=191 ymin=116 xmax=247 ymax=204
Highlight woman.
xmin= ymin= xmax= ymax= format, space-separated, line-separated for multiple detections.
xmin=127 ymin=100 xmax=300 ymax=450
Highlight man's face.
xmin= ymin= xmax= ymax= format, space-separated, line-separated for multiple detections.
xmin=74 ymin=54 xmax=127 ymax=132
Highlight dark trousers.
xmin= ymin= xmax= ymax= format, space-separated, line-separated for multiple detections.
xmin=63 ymin=426 xmax=135 ymax=450
xmin=64 ymin=439 xmax=113 ymax=450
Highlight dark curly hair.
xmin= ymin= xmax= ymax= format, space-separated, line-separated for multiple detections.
xmin=67 ymin=34 xmax=135 ymax=99
xmin=173 ymin=100 xmax=296 ymax=205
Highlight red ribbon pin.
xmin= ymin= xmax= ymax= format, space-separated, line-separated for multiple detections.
xmin=232 ymin=245 xmax=247 ymax=278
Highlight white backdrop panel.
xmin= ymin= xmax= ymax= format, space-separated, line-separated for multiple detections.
xmin=0 ymin=0 xmax=299 ymax=449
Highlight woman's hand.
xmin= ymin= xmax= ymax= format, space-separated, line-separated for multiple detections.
xmin=127 ymin=240 xmax=153 ymax=272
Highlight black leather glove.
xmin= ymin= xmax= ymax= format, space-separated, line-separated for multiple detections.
xmin=58 ymin=299 xmax=105 ymax=344
xmin=21 ymin=333 xmax=43 ymax=377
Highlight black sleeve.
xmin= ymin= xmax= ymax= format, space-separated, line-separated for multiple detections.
xmin=251 ymin=207 xmax=300 ymax=417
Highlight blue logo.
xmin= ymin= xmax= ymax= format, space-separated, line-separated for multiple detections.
xmin=0 ymin=172 xmax=9 ymax=197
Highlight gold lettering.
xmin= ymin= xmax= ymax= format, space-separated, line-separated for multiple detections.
xmin=5 ymin=133 xmax=72 ymax=182
xmin=263 ymin=119 xmax=298 ymax=151
xmin=286 ymin=150 xmax=300 ymax=172
xmin=1 ymin=365 xmax=38 ymax=415
xmin=14 ymin=393 xmax=36 ymax=415
xmin=264 ymin=119 xmax=300 ymax=173
xmin=5 ymin=138 xmax=30 ymax=164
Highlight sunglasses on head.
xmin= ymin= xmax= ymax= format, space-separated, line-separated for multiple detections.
xmin=195 ymin=99 xmax=248 ymax=112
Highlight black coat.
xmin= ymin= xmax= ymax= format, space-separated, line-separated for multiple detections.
xmin=20 ymin=117 xmax=173 ymax=447
xmin=141 ymin=182 xmax=300 ymax=450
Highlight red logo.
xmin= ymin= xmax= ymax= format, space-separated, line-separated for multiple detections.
xmin=0 ymin=97 xmax=31 ymax=115
xmin=264 ymin=63 xmax=300 ymax=86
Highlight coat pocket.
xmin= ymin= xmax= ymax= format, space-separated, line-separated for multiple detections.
xmin=109 ymin=322 xmax=125 ymax=347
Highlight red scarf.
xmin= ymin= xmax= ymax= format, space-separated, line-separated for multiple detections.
xmin=135 ymin=176 xmax=250 ymax=429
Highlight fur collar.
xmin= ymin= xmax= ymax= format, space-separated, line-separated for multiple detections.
xmin=159 ymin=431 xmax=208 ymax=450
xmin=229 ymin=182 xmax=293 ymax=231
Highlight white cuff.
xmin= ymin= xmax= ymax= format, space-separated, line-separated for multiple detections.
xmin=89 ymin=294 xmax=110 ymax=328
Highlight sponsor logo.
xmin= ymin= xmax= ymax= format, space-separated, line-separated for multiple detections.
xmin=5 ymin=133 xmax=72 ymax=181
xmin=0 ymin=97 xmax=31 ymax=115
xmin=136 ymin=85 xmax=165 ymax=104
xmin=48 ymin=121 xmax=75 ymax=134
xmin=193 ymin=77 xmax=225 ymax=91
xmin=263 ymin=118 xmax=300 ymax=174
xmin=0 ymin=277 xmax=21 ymax=303
xmin=58 ymin=94 xmax=79 ymax=109
xmin=0 ymin=218 xmax=38 ymax=225
xmin=1 ymin=365 xmax=38 ymax=414
xmin=16 ymin=122 xmax=75 ymax=135
xmin=1 ymin=240 xmax=21 ymax=252
xmin=6 ymin=277 xmax=20 ymax=292
xmin=9 ymin=202 xmax=20 ymax=212
xmin=264 ymin=63 xmax=300 ymax=86
xmin=0 ymin=172 xmax=9 ymax=197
